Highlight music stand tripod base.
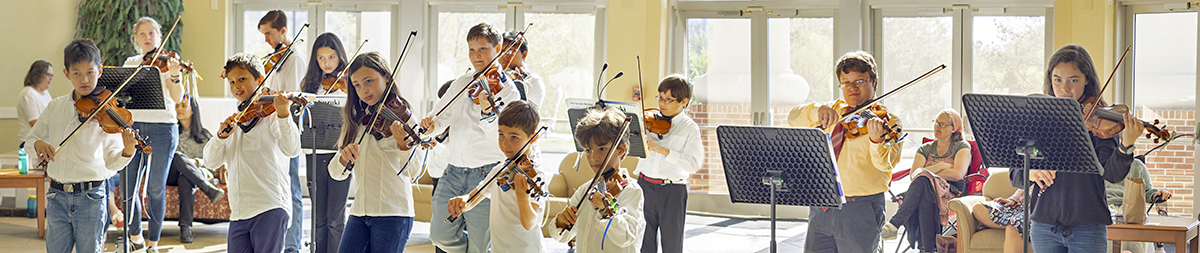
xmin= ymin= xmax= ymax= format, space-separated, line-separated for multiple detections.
xmin=717 ymin=126 xmax=844 ymax=253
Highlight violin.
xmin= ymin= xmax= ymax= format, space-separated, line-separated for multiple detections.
xmin=838 ymin=104 xmax=904 ymax=144
xmin=74 ymin=88 xmax=153 ymax=153
xmin=1079 ymin=46 xmax=1174 ymax=143
xmin=263 ymin=42 xmax=289 ymax=72
xmin=495 ymin=154 xmax=548 ymax=198
xmin=227 ymin=90 xmax=313 ymax=133
xmin=505 ymin=66 xmax=529 ymax=81
xmin=1080 ymin=97 xmax=1172 ymax=142
xmin=219 ymin=24 xmax=309 ymax=136
xmin=589 ymin=166 xmax=632 ymax=218
xmin=446 ymin=126 xmax=548 ymax=223
xmin=466 ymin=66 xmax=508 ymax=111
xmin=636 ymin=56 xmax=673 ymax=136
xmin=140 ymin=48 xmax=194 ymax=73
xmin=321 ymin=71 xmax=348 ymax=93
xmin=359 ymin=94 xmax=422 ymax=147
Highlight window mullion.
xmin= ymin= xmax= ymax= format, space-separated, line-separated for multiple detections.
xmin=751 ymin=10 xmax=770 ymax=126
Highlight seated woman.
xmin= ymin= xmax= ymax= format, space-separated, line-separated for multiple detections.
xmin=168 ymin=95 xmax=225 ymax=243
xmin=973 ymin=189 xmax=1026 ymax=253
xmin=881 ymin=109 xmax=971 ymax=252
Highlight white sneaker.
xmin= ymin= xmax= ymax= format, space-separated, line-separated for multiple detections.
xmin=881 ymin=223 xmax=899 ymax=240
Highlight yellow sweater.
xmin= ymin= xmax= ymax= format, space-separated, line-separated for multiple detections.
xmin=788 ymin=99 xmax=903 ymax=197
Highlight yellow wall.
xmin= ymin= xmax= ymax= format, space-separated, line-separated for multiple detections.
xmin=604 ymin=0 xmax=671 ymax=106
xmin=0 ymin=0 xmax=83 ymax=150
xmin=182 ymin=0 xmax=230 ymax=97
xmin=1054 ymin=0 xmax=1118 ymax=101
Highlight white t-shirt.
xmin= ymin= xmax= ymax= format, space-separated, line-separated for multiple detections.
xmin=17 ymin=86 xmax=52 ymax=142
xmin=464 ymin=159 xmax=549 ymax=253
xmin=123 ymin=56 xmax=179 ymax=124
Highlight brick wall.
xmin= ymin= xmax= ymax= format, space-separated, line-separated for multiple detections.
xmin=686 ymin=104 xmax=798 ymax=194
xmin=1135 ymin=110 xmax=1195 ymax=216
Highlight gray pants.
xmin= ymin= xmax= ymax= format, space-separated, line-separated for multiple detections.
xmin=805 ymin=193 xmax=885 ymax=253
xmin=638 ymin=177 xmax=688 ymax=253
xmin=306 ymin=153 xmax=350 ymax=253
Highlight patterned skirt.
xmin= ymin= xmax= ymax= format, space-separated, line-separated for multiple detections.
xmin=979 ymin=201 xmax=1024 ymax=231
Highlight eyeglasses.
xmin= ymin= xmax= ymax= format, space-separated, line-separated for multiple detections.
xmin=840 ymin=79 xmax=871 ymax=88
xmin=656 ymin=95 xmax=678 ymax=103
xmin=932 ymin=120 xmax=953 ymax=128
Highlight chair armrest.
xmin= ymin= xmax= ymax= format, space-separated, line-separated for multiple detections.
xmin=948 ymin=195 xmax=987 ymax=252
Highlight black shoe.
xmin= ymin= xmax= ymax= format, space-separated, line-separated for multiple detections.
xmin=180 ymin=226 xmax=194 ymax=243
xmin=204 ymin=187 xmax=225 ymax=203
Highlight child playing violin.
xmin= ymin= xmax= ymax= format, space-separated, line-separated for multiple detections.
xmin=635 ymin=75 xmax=702 ymax=253
xmin=204 ymin=53 xmax=302 ymax=253
xmin=26 ymin=39 xmax=139 ymax=253
xmin=421 ymin=22 xmax=522 ymax=253
xmin=1014 ymin=44 xmax=1140 ymax=252
xmin=325 ymin=52 xmax=423 ymax=253
xmin=300 ymin=32 xmax=352 ymax=253
xmin=552 ymin=107 xmax=646 ymax=253
xmin=447 ymin=100 xmax=550 ymax=252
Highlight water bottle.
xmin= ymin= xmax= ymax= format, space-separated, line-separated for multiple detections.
xmin=26 ymin=195 xmax=36 ymax=218
xmin=17 ymin=148 xmax=28 ymax=175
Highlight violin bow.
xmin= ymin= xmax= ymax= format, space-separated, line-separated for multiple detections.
xmin=423 ymin=23 xmax=534 ymax=132
xmin=218 ymin=23 xmax=309 ymax=136
xmin=826 ymin=64 xmax=946 ymax=128
xmin=560 ymin=116 xmax=632 ymax=234
xmin=38 ymin=14 xmax=184 ymax=168
xmin=325 ymin=39 xmax=369 ymax=95
xmin=343 ymin=31 xmax=419 ymax=173
xmin=445 ymin=126 xmax=548 ymax=223
xmin=1083 ymin=46 xmax=1132 ymax=121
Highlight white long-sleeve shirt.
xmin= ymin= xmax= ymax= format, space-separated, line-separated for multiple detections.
xmin=24 ymin=94 xmax=132 ymax=183
xmin=328 ymin=127 xmax=422 ymax=217
xmin=635 ymin=113 xmax=703 ymax=182
xmin=425 ymin=73 xmax=520 ymax=168
xmin=123 ymin=56 xmax=180 ymax=124
xmin=203 ymin=114 xmax=301 ymax=221
xmin=551 ymin=173 xmax=646 ymax=253
xmin=460 ymin=159 xmax=550 ymax=252
xmin=521 ymin=72 xmax=546 ymax=108
xmin=266 ymin=49 xmax=305 ymax=93
xmin=17 ymin=86 xmax=52 ymax=143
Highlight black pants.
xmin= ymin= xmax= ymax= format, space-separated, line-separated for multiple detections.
xmin=638 ymin=178 xmax=688 ymax=253
xmin=306 ymin=153 xmax=351 ymax=253
xmin=888 ymin=176 xmax=944 ymax=251
xmin=166 ymin=152 xmax=217 ymax=227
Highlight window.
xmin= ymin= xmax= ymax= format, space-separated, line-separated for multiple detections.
xmin=1128 ymin=9 xmax=1197 ymax=215
xmin=435 ymin=12 xmax=506 ymax=85
xmin=972 ymin=16 xmax=1046 ymax=95
xmin=242 ymin=10 xmax=309 ymax=58
xmin=523 ymin=12 xmax=596 ymax=149
xmin=880 ymin=16 xmax=954 ymax=137
xmin=325 ymin=11 xmax=392 ymax=58
xmin=685 ymin=17 xmax=752 ymax=194
xmin=768 ymin=17 xmax=835 ymax=127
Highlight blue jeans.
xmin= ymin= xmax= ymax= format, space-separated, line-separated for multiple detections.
xmin=1030 ymin=222 xmax=1107 ymax=253
xmin=285 ymin=156 xmax=303 ymax=252
xmin=430 ymin=163 xmax=496 ymax=253
xmin=338 ymin=215 xmax=413 ymax=253
xmin=125 ymin=122 xmax=178 ymax=242
xmin=46 ymin=183 xmax=108 ymax=253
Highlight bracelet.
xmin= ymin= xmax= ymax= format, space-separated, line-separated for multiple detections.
xmin=170 ymin=74 xmax=181 ymax=78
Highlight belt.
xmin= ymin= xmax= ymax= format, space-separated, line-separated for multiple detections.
xmin=845 ymin=192 xmax=883 ymax=203
xmin=639 ymin=173 xmax=685 ymax=185
xmin=51 ymin=180 xmax=104 ymax=193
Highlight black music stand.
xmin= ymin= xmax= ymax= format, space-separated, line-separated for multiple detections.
xmin=292 ymin=94 xmax=346 ymax=250
xmin=716 ymin=126 xmax=844 ymax=253
xmin=962 ymin=93 xmax=1103 ymax=253
xmin=567 ymin=103 xmax=648 ymax=159
xmin=99 ymin=67 xmax=165 ymax=251
xmin=100 ymin=67 xmax=166 ymax=110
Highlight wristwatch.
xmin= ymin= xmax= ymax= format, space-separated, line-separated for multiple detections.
xmin=1121 ymin=144 xmax=1136 ymax=155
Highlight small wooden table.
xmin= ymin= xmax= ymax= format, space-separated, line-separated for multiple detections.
xmin=1108 ymin=215 xmax=1200 ymax=253
xmin=0 ymin=170 xmax=46 ymax=238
